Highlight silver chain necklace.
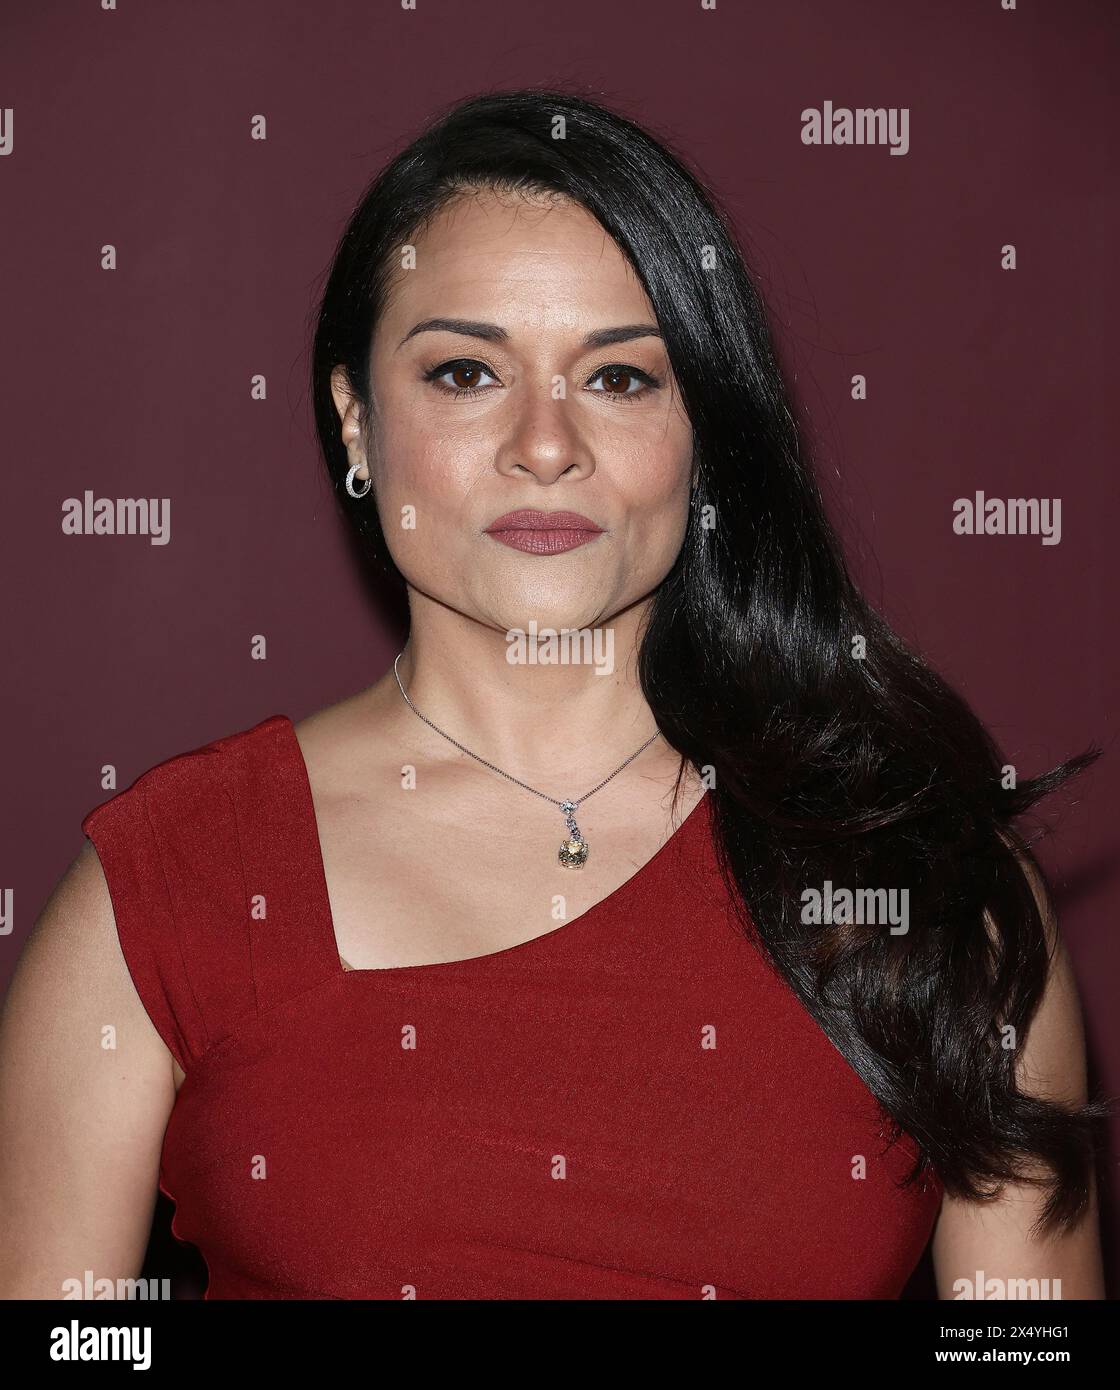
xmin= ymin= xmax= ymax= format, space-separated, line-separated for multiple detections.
xmin=392 ymin=652 xmax=661 ymax=868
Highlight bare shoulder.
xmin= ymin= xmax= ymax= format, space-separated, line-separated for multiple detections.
xmin=10 ymin=840 xmax=122 ymax=992
xmin=0 ymin=843 xmax=175 ymax=1294
xmin=290 ymin=685 xmax=373 ymax=750
xmin=3 ymin=840 xmax=168 ymax=1074
xmin=930 ymin=838 xmax=1104 ymax=1298
xmin=288 ymin=680 xmax=398 ymax=794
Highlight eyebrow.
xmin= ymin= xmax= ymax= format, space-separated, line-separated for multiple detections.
xmin=396 ymin=318 xmax=662 ymax=351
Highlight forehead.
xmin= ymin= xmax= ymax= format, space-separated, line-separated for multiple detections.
xmin=380 ymin=188 xmax=649 ymax=324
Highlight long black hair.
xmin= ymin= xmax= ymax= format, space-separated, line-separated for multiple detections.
xmin=310 ymin=86 xmax=1110 ymax=1236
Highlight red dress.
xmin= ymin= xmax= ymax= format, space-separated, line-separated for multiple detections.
xmin=80 ymin=714 xmax=943 ymax=1299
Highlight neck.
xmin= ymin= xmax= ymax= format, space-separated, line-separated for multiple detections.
xmin=372 ymin=595 xmax=666 ymax=791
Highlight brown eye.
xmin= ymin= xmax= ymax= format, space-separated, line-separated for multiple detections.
xmin=588 ymin=364 xmax=658 ymax=402
xmin=449 ymin=364 xmax=483 ymax=390
xmin=423 ymin=358 xmax=499 ymax=397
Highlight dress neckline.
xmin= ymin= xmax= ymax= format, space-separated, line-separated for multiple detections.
xmin=276 ymin=713 xmax=711 ymax=980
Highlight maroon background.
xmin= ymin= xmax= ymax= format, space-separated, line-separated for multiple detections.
xmin=1 ymin=0 xmax=1116 ymax=1298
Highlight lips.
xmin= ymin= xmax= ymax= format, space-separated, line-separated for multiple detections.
xmin=484 ymin=509 xmax=604 ymax=556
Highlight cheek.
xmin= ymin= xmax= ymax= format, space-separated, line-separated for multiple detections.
xmin=368 ymin=433 xmax=485 ymax=580
xmin=371 ymin=418 xmax=477 ymax=514
xmin=614 ymin=434 xmax=693 ymax=528
xmin=626 ymin=488 xmax=691 ymax=567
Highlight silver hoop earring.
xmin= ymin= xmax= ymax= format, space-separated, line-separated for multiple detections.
xmin=344 ymin=462 xmax=371 ymax=499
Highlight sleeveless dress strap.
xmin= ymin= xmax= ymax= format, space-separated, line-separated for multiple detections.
xmin=221 ymin=715 xmax=342 ymax=1013
xmin=81 ymin=737 xmax=254 ymax=1073
xmin=80 ymin=715 xmax=339 ymax=1078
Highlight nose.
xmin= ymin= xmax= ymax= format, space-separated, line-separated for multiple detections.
xmin=494 ymin=384 xmax=596 ymax=487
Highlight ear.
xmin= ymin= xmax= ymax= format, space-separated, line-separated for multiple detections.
xmin=330 ymin=366 xmax=371 ymax=483
xmin=329 ymin=364 xmax=357 ymax=427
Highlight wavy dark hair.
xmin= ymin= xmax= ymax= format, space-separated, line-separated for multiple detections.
xmin=310 ymin=87 xmax=1110 ymax=1236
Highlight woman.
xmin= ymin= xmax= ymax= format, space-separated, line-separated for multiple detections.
xmin=0 ymin=88 xmax=1108 ymax=1300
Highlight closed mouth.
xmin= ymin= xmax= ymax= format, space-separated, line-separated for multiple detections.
xmin=484 ymin=509 xmax=603 ymax=533
xmin=483 ymin=510 xmax=605 ymax=556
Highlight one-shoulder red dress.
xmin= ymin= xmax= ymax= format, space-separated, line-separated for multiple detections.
xmin=80 ymin=714 xmax=943 ymax=1299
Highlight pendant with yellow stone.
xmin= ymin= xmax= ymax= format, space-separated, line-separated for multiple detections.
xmin=558 ymin=800 xmax=589 ymax=868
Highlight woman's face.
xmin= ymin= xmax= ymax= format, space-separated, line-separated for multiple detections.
xmin=332 ymin=187 xmax=694 ymax=636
